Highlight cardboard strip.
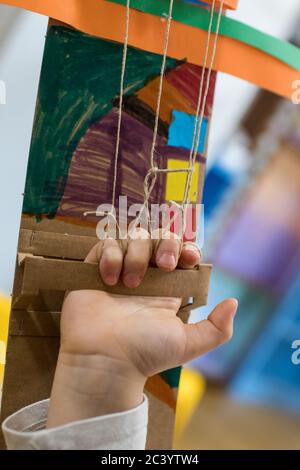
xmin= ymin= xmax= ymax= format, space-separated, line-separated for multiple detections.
xmin=19 ymin=229 xmax=97 ymax=261
xmin=1 ymin=0 xmax=298 ymax=98
xmin=21 ymin=216 xmax=97 ymax=237
xmin=17 ymin=230 xmax=212 ymax=314
xmin=109 ymin=0 xmax=300 ymax=71
xmin=18 ymin=256 xmax=212 ymax=313
xmin=9 ymin=310 xmax=60 ymax=337
xmin=0 ymin=334 xmax=60 ymax=449
xmin=13 ymin=290 xmax=65 ymax=313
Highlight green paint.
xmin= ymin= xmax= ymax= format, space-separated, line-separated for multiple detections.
xmin=109 ymin=0 xmax=300 ymax=71
xmin=24 ymin=25 xmax=179 ymax=216
xmin=160 ymin=366 xmax=182 ymax=388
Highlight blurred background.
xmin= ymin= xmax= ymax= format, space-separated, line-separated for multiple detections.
xmin=0 ymin=0 xmax=300 ymax=449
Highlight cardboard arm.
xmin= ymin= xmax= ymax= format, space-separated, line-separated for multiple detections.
xmin=17 ymin=256 xmax=212 ymax=315
xmin=15 ymin=229 xmax=212 ymax=314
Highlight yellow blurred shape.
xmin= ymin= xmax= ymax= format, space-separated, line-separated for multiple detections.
xmin=174 ymin=367 xmax=206 ymax=444
xmin=166 ymin=160 xmax=200 ymax=203
xmin=0 ymin=294 xmax=11 ymax=388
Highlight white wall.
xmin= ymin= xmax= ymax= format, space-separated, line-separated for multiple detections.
xmin=0 ymin=7 xmax=47 ymax=294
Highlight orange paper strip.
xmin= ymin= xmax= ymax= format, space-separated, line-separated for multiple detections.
xmin=1 ymin=0 xmax=298 ymax=98
xmin=200 ymin=0 xmax=238 ymax=9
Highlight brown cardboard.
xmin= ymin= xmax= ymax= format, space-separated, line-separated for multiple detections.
xmin=19 ymin=229 xmax=97 ymax=260
xmin=1 ymin=227 xmax=212 ymax=449
xmin=1 ymin=12 xmax=216 ymax=448
xmin=21 ymin=217 xmax=97 ymax=237
xmin=15 ymin=229 xmax=212 ymax=314
xmin=17 ymin=256 xmax=211 ymax=314
xmin=0 ymin=335 xmax=60 ymax=449
xmin=9 ymin=310 xmax=60 ymax=337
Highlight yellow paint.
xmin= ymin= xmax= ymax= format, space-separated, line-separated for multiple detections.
xmin=174 ymin=367 xmax=206 ymax=443
xmin=166 ymin=160 xmax=200 ymax=203
xmin=0 ymin=294 xmax=11 ymax=389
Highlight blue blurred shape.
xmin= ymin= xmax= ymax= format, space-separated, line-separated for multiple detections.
xmin=203 ymin=165 xmax=232 ymax=219
xmin=230 ymin=271 xmax=300 ymax=414
xmin=193 ymin=268 xmax=275 ymax=381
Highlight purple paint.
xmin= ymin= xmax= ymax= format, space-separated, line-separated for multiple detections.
xmin=57 ymin=109 xmax=166 ymax=221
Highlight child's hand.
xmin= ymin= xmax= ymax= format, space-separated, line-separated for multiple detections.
xmin=47 ymin=232 xmax=238 ymax=428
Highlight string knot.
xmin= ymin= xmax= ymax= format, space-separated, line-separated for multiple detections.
xmin=150 ymin=166 xmax=159 ymax=175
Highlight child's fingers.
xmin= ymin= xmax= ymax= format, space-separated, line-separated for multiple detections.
xmin=181 ymin=298 xmax=238 ymax=363
xmin=84 ymin=240 xmax=103 ymax=264
xmin=84 ymin=232 xmax=201 ymax=289
xmin=123 ymin=229 xmax=152 ymax=288
xmin=178 ymin=242 xmax=202 ymax=269
xmin=154 ymin=231 xmax=182 ymax=272
xmin=84 ymin=239 xmax=124 ymax=286
xmin=99 ymin=239 xmax=124 ymax=286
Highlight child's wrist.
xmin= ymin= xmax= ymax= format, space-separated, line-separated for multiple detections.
xmin=47 ymin=351 xmax=146 ymax=428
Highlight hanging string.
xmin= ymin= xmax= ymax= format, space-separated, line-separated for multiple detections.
xmin=85 ymin=0 xmax=225 ymax=243
xmin=111 ymin=0 xmax=131 ymax=210
xmin=182 ymin=0 xmax=224 ymax=207
xmin=149 ymin=1 xmax=174 ymax=170
xmin=140 ymin=0 xmax=175 ymax=229
xmin=142 ymin=0 xmax=225 ymax=237
xmin=84 ymin=0 xmax=131 ymax=229
xmin=160 ymin=0 xmax=224 ymax=237
xmin=132 ymin=0 xmax=209 ymax=233
xmin=160 ymin=0 xmax=224 ymax=238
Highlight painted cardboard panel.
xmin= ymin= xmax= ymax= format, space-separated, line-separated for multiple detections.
xmin=1 ymin=22 xmax=217 ymax=449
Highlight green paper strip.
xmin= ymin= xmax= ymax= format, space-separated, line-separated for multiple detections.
xmin=108 ymin=0 xmax=300 ymax=71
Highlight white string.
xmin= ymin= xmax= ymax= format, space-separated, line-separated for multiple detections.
xmin=182 ymin=0 xmax=224 ymax=206
xmin=149 ymin=0 xmax=174 ymax=170
xmin=85 ymin=0 xmax=225 ymax=242
xmin=84 ymin=0 xmax=131 ymax=228
xmin=161 ymin=0 xmax=224 ymax=237
xmin=111 ymin=0 xmax=131 ymax=210
xmin=181 ymin=0 xmax=217 ymax=205
xmin=130 ymin=0 xmax=177 ymax=232
xmin=141 ymin=0 xmax=175 ymax=227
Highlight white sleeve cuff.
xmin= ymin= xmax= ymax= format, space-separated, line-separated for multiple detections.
xmin=2 ymin=395 xmax=148 ymax=450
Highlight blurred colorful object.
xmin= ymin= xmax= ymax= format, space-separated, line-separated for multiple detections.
xmin=226 ymin=104 xmax=300 ymax=413
xmin=197 ymin=98 xmax=300 ymax=415
xmin=230 ymin=271 xmax=300 ymax=414
xmin=212 ymin=145 xmax=300 ymax=293
xmin=0 ymin=294 xmax=10 ymax=389
xmin=193 ymin=269 xmax=275 ymax=381
xmin=202 ymin=165 xmax=233 ymax=219
xmin=174 ymin=368 xmax=206 ymax=442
